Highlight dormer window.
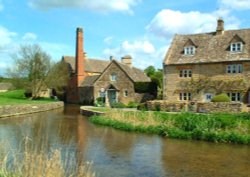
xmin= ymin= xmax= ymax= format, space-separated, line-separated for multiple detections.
xmin=110 ymin=73 xmax=117 ymax=81
xmin=230 ymin=42 xmax=242 ymax=52
xmin=184 ymin=46 xmax=195 ymax=55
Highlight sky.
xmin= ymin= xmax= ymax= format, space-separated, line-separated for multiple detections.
xmin=0 ymin=0 xmax=250 ymax=75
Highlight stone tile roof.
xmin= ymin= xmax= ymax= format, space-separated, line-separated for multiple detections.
xmin=81 ymin=75 xmax=99 ymax=87
xmin=62 ymin=56 xmax=109 ymax=73
xmin=164 ymin=28 xmax=250 ymax=65
xmin=115 ymin=61 xmax=151 ymax=82
xmin=63 ymin=56 xmax=150 ymax=83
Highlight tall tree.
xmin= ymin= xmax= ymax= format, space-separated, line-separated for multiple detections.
xmin=144 ymin=66 xmax=163 ymax=99
xmin=8 ymin=44 xmax=52 ymax=99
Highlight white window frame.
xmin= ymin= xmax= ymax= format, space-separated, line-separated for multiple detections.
xmin=230 ymin=42 xmax=242 ymax=52
xmin=110 ymin=73 xmax=117 ymax=81
xmin=226 ymin=64 xmax=243 ymax=74
xmin=179 ymin=92 xmax=192 ymax=101
xmin=184 ymin=46 xmax=195 ymax=55
xmin=124 ymin=89 xmax=128 ymax=97
xmin=227 ymin=92 xmax=241 ymax=102
xmin=180 ymin=69 xmax=192 ymax=78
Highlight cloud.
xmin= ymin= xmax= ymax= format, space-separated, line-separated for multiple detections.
xmin=0 ymin=26 xmax=17 ymax=48
xmin=146 ymin=9 xmax=240 ymax=39
xmin=103 ymin=40 xmax=167 ymax=69
xmin=28 ymin=0 xmax=141 ymax=13
xmin=219 ymin=0 xmax=250 ymax=10
xmin=22 ymin=32 xmax=37 ymax=41
xmin=103 ymin=36 xmax=113 ymax=45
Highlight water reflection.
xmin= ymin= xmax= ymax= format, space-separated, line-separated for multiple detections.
xmin=0 ymin=105 xmax=249 ymax=177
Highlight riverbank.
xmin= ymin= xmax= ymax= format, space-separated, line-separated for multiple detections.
xmin=90 ymin=110 xmax=250 ymax=145
xmin=0 ymin=102 xmax=64 ymax=118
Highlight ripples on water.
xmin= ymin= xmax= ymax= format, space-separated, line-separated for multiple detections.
xmin=0 ymin=105 xmax=249 ymax=177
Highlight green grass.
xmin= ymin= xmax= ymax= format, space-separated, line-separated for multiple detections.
xmin=86 ymin=107 xmax=111 ymax=113
xmin=0 ymin=90 xmax=56 ymax=105
xmin=90 ymin=110 xmax=250 ymax=144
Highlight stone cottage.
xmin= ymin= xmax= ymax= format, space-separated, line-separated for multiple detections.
xmin=62 ymin=28 xmax=151 ymax=105
xmin=163 ymin=19 xmax=250 ymax=104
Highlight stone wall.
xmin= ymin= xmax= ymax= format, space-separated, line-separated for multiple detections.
xmin=197 ymin=102 xmax=243 ymax=113
xmin=163 ymin=62 xmax=250 ymax=103
xmin=147 ymin=100 xmax=188 ymax=112
xmin=0 ymin=102 xmax=64 ymax=118
xmin=146 ymin=100 xmax=246 ymax=113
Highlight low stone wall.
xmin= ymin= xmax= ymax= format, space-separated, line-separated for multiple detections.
xmin=197 ymin=102 xmax=243 ymax=113
xmin=146 ymin=100 xmax=245 ymax=113
xmin=80 ymin=106 xmax=104 ymax=116
xmin=147 ymin=100 xmax=188 ymax=112
xmin=0 ymin=102 xmax=64 ymax=118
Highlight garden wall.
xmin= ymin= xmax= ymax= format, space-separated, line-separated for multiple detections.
xmin=0 ymin=102 xmax=64 ymax=118
xmin=146 ymin=100 xmax=246 ymax=113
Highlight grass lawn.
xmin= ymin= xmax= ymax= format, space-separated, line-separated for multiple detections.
xmin=0 ymin=90 xmax=56 ymax=105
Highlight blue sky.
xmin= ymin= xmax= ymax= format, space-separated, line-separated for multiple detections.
xmin=0 ymin=0 xmax=250 ymax=75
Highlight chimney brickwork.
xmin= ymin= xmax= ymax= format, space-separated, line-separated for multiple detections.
xmin=216 ymin=18 xmax=224 ymax=35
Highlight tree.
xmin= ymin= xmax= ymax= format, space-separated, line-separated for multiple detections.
xmin=8 ymin=44 xmax=52 ymax=99
xmin=144 ymin=66 xmax=163 ymax=99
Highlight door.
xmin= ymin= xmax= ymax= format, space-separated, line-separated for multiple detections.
xmin=108 ymin=89 xmax=117 ymax=105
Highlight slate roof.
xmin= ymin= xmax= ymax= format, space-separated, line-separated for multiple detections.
xmin=62 ymin=56 xmax=109 ymax=73
xmin=164 ymin=28 xmax=250 ymax=65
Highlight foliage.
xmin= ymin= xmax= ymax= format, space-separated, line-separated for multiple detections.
xmin=45 ymin=61 xmax=70 ymax=92
xmin=144 ymin=66 xmax=163 ymax=99
xmin=211 ymin=94 xmax=231 ymax=102
xmin=179 ymin=77 xmax=248 ymax=96
xmin=137 ymin=103 xmax=148 ymax=111
xmin=8 ymin=45 xmax=69 ymax=100
xmin=127 ymin=101 xmax=139 ymax=108
xmin=8 ymin=44 xmax=52 ymax=99
xmin=95 ymin=97 xmax=105 ymax=107
xmin=134 ymin=82 xmax=157 ymax=95
xmin=91 ymin=110 xmax=250 ymax=144
xmin=111 ymin=102 xmax=126 ymax=108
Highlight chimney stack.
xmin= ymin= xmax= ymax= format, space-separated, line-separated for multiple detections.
xmin=76 ymin=27 xmax=85 ymax=86
xmin=121 ymin=55 xmax=132 ymax=67
xmin=216 ymin=18 xmax=224 ymax=35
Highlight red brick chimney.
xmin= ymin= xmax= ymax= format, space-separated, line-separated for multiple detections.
xmin=76 ymin=27 xmax=85 ymax=87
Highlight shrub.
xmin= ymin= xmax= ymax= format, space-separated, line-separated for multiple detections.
xmin=137 ymin=103 xmax=148 ymax=111
xmin=127 ymin=101 xmax=139 ymax=108
xmin=211 ymin=94 xmax=230 ymax=102
xmin=95 ymin=97 xmax=105 ymax=107
xmin=111 ymin=102 xmax=126 ymax=108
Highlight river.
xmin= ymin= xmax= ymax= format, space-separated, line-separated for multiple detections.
xmin=0 ymin=105 xmax=249 ymax=177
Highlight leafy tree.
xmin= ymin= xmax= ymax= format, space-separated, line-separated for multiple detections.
xmin=144 ymin=66 xmax=163 ymax=99
xmin=8 ymin=44 xmax=52 ymax=99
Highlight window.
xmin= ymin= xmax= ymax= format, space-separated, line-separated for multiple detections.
xmin=179 ymin=69 xmax=192 ymax=77
xmin=230 ymin=42 xmax=242 ymax=52
xmin=179 ymin=92 xmax=192 ymax=101
xmin=227 ymin=92 xmax=241 ymax=102
xmin=124 ymin=90 xmax=128 ymax=97
xmin=227 ymin=64 xmax=242 ymax=74
xmin=204 ymin=93 xmax=213 ymax=102
xmin=110 ymin=73 xmax=117 ymax=81
xmin=184 ymin=46 xmax=195 ymax=55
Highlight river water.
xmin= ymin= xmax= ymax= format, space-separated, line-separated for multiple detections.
xmin=0 ymin=105 xmax=249 ymax=177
